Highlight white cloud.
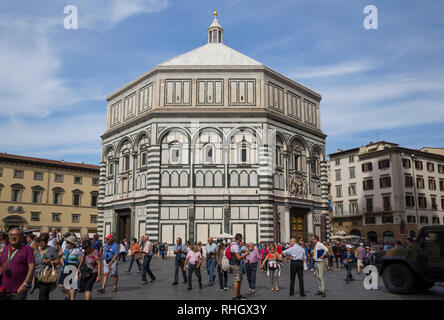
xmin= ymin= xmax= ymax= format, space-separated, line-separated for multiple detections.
xmin=290 ymin=60 xmax=376 ymax=80
xmin=75 ymin=0 xmax=170 ymax=30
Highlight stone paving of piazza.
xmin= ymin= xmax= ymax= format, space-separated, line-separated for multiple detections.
xmin=27 ymin=256 xmax=444 ymax=300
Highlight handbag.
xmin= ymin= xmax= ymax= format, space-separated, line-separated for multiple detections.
xmin=134 ymin=252 xmax=143 ymax=261
xmin=38 ymin=262 xmax=58 ymax=284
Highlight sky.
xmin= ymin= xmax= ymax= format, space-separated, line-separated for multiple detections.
xmin=0 ymin=0 xmax=443 ymax=165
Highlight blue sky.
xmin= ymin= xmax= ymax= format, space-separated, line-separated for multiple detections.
xmin=1 ymin=0 xmax=443 ymax=164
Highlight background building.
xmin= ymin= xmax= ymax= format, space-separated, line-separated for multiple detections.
xmin=328 ymin=141 xmax=444 ymax=242
xmin=0 ymin=153 xmax=100 ymax=237
xmin=98 ymin=12 xmax=329 ymax=245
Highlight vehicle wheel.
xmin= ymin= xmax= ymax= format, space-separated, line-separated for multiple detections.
xmin=382 ymin=263 xmax=415 ymax=294
xmin=415 ymin=278 xmax=435 ymax=291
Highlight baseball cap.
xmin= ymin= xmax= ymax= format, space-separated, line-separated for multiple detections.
xmin=105 ymin=234 xmax=112 ymax=240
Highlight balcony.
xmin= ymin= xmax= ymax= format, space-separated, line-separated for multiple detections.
xmin=332 ymin=210 xmax=362 ymax=218
xmin=364 ymin=206 xmax=393 ymax=215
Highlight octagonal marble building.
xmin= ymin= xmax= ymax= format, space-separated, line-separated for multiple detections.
xmin=98 ymin=12 xmax=329 ymax=245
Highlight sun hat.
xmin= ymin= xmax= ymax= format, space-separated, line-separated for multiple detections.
xmin=65 ymin=235 xmax=77 ymax=245
xmin=105 ymin=234 xmax=113 ymax=240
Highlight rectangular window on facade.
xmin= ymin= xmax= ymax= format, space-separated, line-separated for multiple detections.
xmin=383 ymin=196 xmax=391 ymax=210
xmin=335 ymin=159 xmax=340 ymax=166
xmin=165 ymin=80 xmax=192 ymax=105
xmin=362 ymin=162 xmax=373 ymax=172
xmin=405 ymin=195 xmax=415 ymax=208
xmin=32 ymin=190 xmax=41 ymax=203
xmin=382 ymin=216 xmax=394 ymax=224
xmin=140 ymin=151 xmax=147 ymax=167
xmin=335 ymin=202 xmax=343 ymax=216
xmin=124 ymin=154 xmax=130 ymax=171
xmin=123 ymin=93 xmax=137 ymax=119
xmin=418 ymin=196 xmax=427 ymax=209
xmin=432 ymin=217 xmax=440 ymax=224
xmin=366 ymin=198 xmax=373 ymax=212
xmin=228 ymin=79 xmax=255 ymax=106
xmin=431 ymin=197 xmax=437 ymax=210
xmin=402 ymin=159 xmax=411 ymax=168
xmin=31 ymin=212 xmax=40 ymax=221
xmin=34 ymin=172 xmax=43 ymax=180
xmin=13 ymin=170 xmax=23 ymax=178
xmin=73 ymin=194 xmax=81 ymax=206
xmin=55 ymin=174 xmax=63 ymax=182
xmin=139 ymin=83 xmax=153 ymax=112
xmin=92 ymin=178 xmax=99 ymax=186
xmin=52 ymin=213 xmax=61 ymax=222
xmin=348 ymin=183 xmax=356 ymax=196
xmin=110 ymin=101 xmax=122 ymax=126
xmin=287 ymin=92 xmax=301 ymax=118
xmin=336 ymin=185 xmax=342 ymax=197
xmin=303 ymin=100 xmax=318 ymax=126
xmin=72 ymin=214 xmax=80 ymax=223
xmin=90 ymin=215 xmax=97 ymax=223
xmin=74 ymin=176 xmax=82 ymax=184
xmin=108 ymin=163 xmax=114 ymax=176
xmin=349 ymin=156 xmax=354 ymax=163
xmin=416 ymin=177 xmax=425 ymax=189
xmin=415 ymin=161 xmax=423 ymax=170
xmin=428 ymin=178 xmax=436 ymax=190
xmin=349 ymin=167 xmax=356 ymax=179
xmin=420 ymin=216 xmax=428 ymax=224
xmin=335 ymin=170 xmax=341 ymax=181
xmin=378 ymin=159 xmax=390 ymax=169
xmin=91 ymin=195 xmax=98 ymax=207
xmin=12 ymin=189 xmax=22 ymax=202
xmin=53 ymin=192 xmax=62 ymax=205
xmin=365 ymin=217 xmax=376 ymax=224
xmin=441 ymin=198 xmax=444 ymax=210
xmin=405 ymin=175 xmax=413 ymax=188
xmin=427 ymin=162 xmax=434 ymax=172
xmin=349 ymin=201 xmax=358 ymax=215
xmin=380 ymin=176 xmax=392 ymax=188
xmin=268 ymin=82 xmax=284 ymax=112
xmin=407 ymin=215 xmax=416 ymax=224
xmin=363 ymin=179 xmax=374 ymax=190
xmin=438 ymin=164 xmax=444 ymax=174
xmin=197 ymin=79 xmax=224 ymax=105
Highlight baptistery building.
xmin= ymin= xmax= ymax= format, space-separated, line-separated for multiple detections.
xmin=98 ymin=12 xmax=329 ymax=245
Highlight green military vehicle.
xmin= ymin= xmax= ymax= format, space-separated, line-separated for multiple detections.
xmin=379 ymin=225 xmax=444 ymax=294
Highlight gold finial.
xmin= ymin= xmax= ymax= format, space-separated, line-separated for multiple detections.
xmin=213 ymin=9 xmax=218 ymax=18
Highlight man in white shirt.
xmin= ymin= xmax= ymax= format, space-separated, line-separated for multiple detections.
xmin=282 ymin=238 xmax=306 ymax=297
xmin=140 ymin=235 xmax=156 ymax=284
xmin=312 ymin=235 xmax=328 ymax=297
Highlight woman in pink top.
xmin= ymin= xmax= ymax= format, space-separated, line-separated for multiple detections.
xmin=183 ymin=243 xmax=203 ymax=290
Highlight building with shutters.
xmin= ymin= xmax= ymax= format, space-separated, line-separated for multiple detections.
xmin=0 ymin=153 xmax=100 ymax=237
xmin=328 ymin=141 xmax=444 ymax=242
xmin=98 ymin=11 xmax=329 ymax=245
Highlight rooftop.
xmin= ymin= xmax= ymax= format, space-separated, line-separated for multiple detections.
xmin=0 ymin=152 xmax=100 ymax=172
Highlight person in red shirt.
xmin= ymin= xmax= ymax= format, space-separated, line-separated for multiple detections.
xmin=0 ymin=228 xmax=35 ymax=300
xmin=276 ymin=243 xmax=283 ymax=255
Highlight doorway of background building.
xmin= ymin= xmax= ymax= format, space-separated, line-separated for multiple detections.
xmin=290 ymin=207 xmax=308 ymax=242
xmin=116 ymin=210 xmax=131 ymax=242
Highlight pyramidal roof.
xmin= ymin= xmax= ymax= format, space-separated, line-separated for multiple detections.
xmin=158 ymin=43 xmax=263 ymax=67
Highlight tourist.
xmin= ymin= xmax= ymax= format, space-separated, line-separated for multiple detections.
xmin=90 ymin=233 xmax=103 ymax=255
xmin=118 ymin=240 xmax=127 ymax=262
xmin=58 ymin=235 xmax=82 ymax=300
xmin=184 ymin=243 xmax=203 ymax=290
xmin=356 ymin=243 xmax=365 ymax=274
xmin=261 ymin=244 xmax=282 ymax=292
xmin=127 ymin=238 xmax=142 ymax=273
xmin=172 ymin=237 xmax=188 ymax=285
xmin=0 ymin=228 xmax=35 ymax=300
xmin=140 ymin=235 xmax=156 ymax=284
xmin=34 ymin=233 xmax=60 ymax=300
xmin=26 ymin=233 xmax=38 ymax=252
xmin=79 ymin=240 xmax=101 ymax=300
xmin=312 ymin=235 xmax=328 ymax=297
xmin=326 ymin=242 xmax=334 ymax=270
xmin=205 ymin=237 xmax=217 ymax=285
xmin=0 ymin=232 xmax=6 ymax=255
xmin=97 ymin=234 xmax=119 ymax=293
xmin=342 ymin=245 xmax=356 ymax=284
xmin=47 ymin=228 xmax=61 ymax=249
xmin=215 ymin=243 xmax=228 ymax=291
xmin=362 ymin=247 xmax=375 ymax=267
xmin=245 ymin=242 xmax=260 ymax=293
xmin=283 ymin=238 xmax=306 ymax=297
xmin=230 ymin=233 xmax=250 ymax=300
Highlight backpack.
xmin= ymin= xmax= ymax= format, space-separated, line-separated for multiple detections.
xmin=225 ymin=244 xmax=233 ymax=259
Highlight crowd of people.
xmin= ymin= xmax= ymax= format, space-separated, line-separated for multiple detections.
xmin=0 ymin=226 xmax=413 ymax=300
